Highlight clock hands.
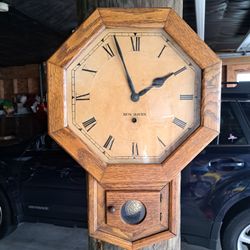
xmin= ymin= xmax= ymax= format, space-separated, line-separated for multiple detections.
xmin=113 ymin=36 xmax=139 ymax=102
xmin=138 ymin=66 xmax=187 ymax=97
xmin=113 ymin=35 xmax=186 ymax=102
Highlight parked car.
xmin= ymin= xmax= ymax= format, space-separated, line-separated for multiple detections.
xmin=181 ymin=82 xmax=250 ymax=250
xmin=0 ymin=82 xmax=250 ymax=250
xmin=0 ymin=134 xmax=88 ymax=239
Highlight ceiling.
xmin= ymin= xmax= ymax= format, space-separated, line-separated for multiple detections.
xmin=0 ymin=0 xmax=249 ymax=67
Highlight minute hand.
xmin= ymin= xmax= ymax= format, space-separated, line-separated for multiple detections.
xmin=113 ymin=36 xmax=139 ymax=102
xmin=138 ymin=66 xmax=187 ymax=97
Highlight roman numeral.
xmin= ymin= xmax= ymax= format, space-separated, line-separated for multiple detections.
xmin=82 ymin=117 xmax=96 ymax=132
xmin=82 ymin=68 xmax=97 ymax=74
xmin=157 ymin=137 xmax=166 ymax=147
xmin=132 ymin=142 xmax=139 ymax=157
xmin=173 ymin=117 xmax=187 ymax=129
xmin=131 ymin=36 xmax=140 ymax=51
xmin=180 ymin=95 xmax=193 ymax=100
xmin=74 ymin=93 xmax=90 ymax=101
xmin=102 ymin=43 xmax=115 ymax=58
xmin=103 ymin=135 xmax=115 ymax=150
xmin=158 ymin=45 xmax=166 ymax=58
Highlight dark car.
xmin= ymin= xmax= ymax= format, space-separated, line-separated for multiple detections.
xmin=0 ymin=82 xmax=250 ymax=250
xmin=0 ymin=135 xmax=88 ymax=239
xmin=181 ymin=82 xmax=250 ymax=250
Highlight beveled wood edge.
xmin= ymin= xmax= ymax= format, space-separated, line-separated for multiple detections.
xmin=133 ymin=231 xmax=176 ymax=249
xmin=100 ymin=126 xmax=218 ymax=189
xmin=48 ymin=8 xmax=173 ymax=68
xmin=47 ymin=7 xmax=221 ymax=188
xmin=47 ymin=61 xmax=108 ymax=181
xmin=47 ymin=62 xmax=65 ymax=133
xmin=100 ymin=165 xmax=167 ymax=190
xmin=98 ymin=224 xmax=167 ymax=242
xmin=160 ymin=184 xmax=169 ymax=228
xmin=98 ymin=225 xmax=133 ymax=241
xmin=98 ymin=8 xmax=171 ymax=28
xmin=164 ymin=9 xmax=221 ymax=69
xmin=51 ymin=128 xmax=106 ymax=181
xmin=88 ymin=174 xmax=98 ymax=234
xmin=168 ymin=176 xmax=180 ymax=234
xmin=92 ymin=181 xmax=169 ymax=241
xmin=201 ymin=62 xmax=222 ymax=132
xmin=87 ymin=176 xmax=132 ymax=250
xmin=161 ymin=126 xmax=218 ymax=177
xmin=48 ymin=9 xmax=105 ymax=68
xmin=88 ymin=175 xmax=178 ymax=249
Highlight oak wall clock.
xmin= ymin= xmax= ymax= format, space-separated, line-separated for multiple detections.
xmin=47 ymin=8 xmax=221 ymax=249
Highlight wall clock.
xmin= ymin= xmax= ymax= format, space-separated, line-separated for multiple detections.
xmin=66 ymin=28 xmax=201 ymax=165
xmin=47 ymin=8 xmax=221 ymax=249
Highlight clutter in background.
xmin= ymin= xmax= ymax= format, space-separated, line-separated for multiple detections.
xmin=0 ymin=94 xmax=47 ymax=116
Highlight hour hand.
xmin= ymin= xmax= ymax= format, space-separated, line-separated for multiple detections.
xmin=138 ymin=66 xmax=187 ymax=97
xmin=152 ymin=66 xmax=187 ymax=88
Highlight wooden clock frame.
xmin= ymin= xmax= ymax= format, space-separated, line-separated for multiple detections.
xmin=47 ymin=8 xmax=221 ymax=250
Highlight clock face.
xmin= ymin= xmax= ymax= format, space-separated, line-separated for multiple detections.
xmin=66 ymin=28 xmax=201 ymax=164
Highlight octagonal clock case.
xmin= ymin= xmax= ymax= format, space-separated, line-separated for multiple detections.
xmin=47 ymin=8 xmax=221 ymax=249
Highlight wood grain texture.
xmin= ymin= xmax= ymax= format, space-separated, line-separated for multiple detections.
xmin=162 ymin=126 xmax=218 ymax=178
xmin=48 ymin=9 xmax=105 ymax=68
xmin=47 ymin=62 xmax=65 ymax=133
xmin=27 ymin=78 xmax=40 ymax=94
xmin=105 ymin=190 xmax=166 ymax=241
xmin=106 ymin=191 xmax=161 ymax=232
xmin=88 ymin=175 xmax=179 ymax=250
xmin=51 ymin=128 xmax=106 ymax=181
xmin=46 ymin=1 xmax=221 ymax=249
xmin=100 ymin=165 xmax=167 ymax=190
xmin=0 ymin=79 xmax=13 ymax=100
xmin=100 ymin=126 xmax=219 ymax=189
xmin=168 ymin=177 xmax=179 ymax=235
xmin=164 ymin=10 xmax=220 ymax=69
xmin=134 ymin=175 xmax=180 ymax=250
xmin=0 ymin=64 xmax=39 ymax=79
xmin=13 ymin=78 xmax=28 ymax=94
xmin=88 ymin=174 xmax=98 ymax=234
xmin=88 ymin=174 xmax=105 ymax=234
xmin=202 ymin=62 xmax=222 ymax=132
xmin=0 ymin=64 xmax=39 ymax=99
xmin=47 ymin=6 xmax=220 ymax=187
xmin=98 ymin=8 xmax=170 ymax=28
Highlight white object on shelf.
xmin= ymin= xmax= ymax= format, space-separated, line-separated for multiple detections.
xmin=0 ymin=2 xmax=9 ymax=12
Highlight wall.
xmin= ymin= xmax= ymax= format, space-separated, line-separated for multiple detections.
xmin=0 ymin=64 xmax=39 ymax=100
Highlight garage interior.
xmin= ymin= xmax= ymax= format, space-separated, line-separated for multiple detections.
xmin=0 ymin=0 xmax=250 ymax=250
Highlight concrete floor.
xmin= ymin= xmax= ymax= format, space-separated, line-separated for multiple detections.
xmin=0 ymin=223 xmax=209 ymax=250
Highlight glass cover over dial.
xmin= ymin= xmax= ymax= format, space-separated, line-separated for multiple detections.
xmin=66 ymin=28 xmax=201 ymax=164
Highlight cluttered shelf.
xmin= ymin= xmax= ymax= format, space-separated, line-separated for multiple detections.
xmin=0 ymin=95 xmax=47 ymax=144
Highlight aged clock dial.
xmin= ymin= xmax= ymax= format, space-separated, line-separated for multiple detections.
xmin=66 ymin=28 xmax=201 ymax=164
